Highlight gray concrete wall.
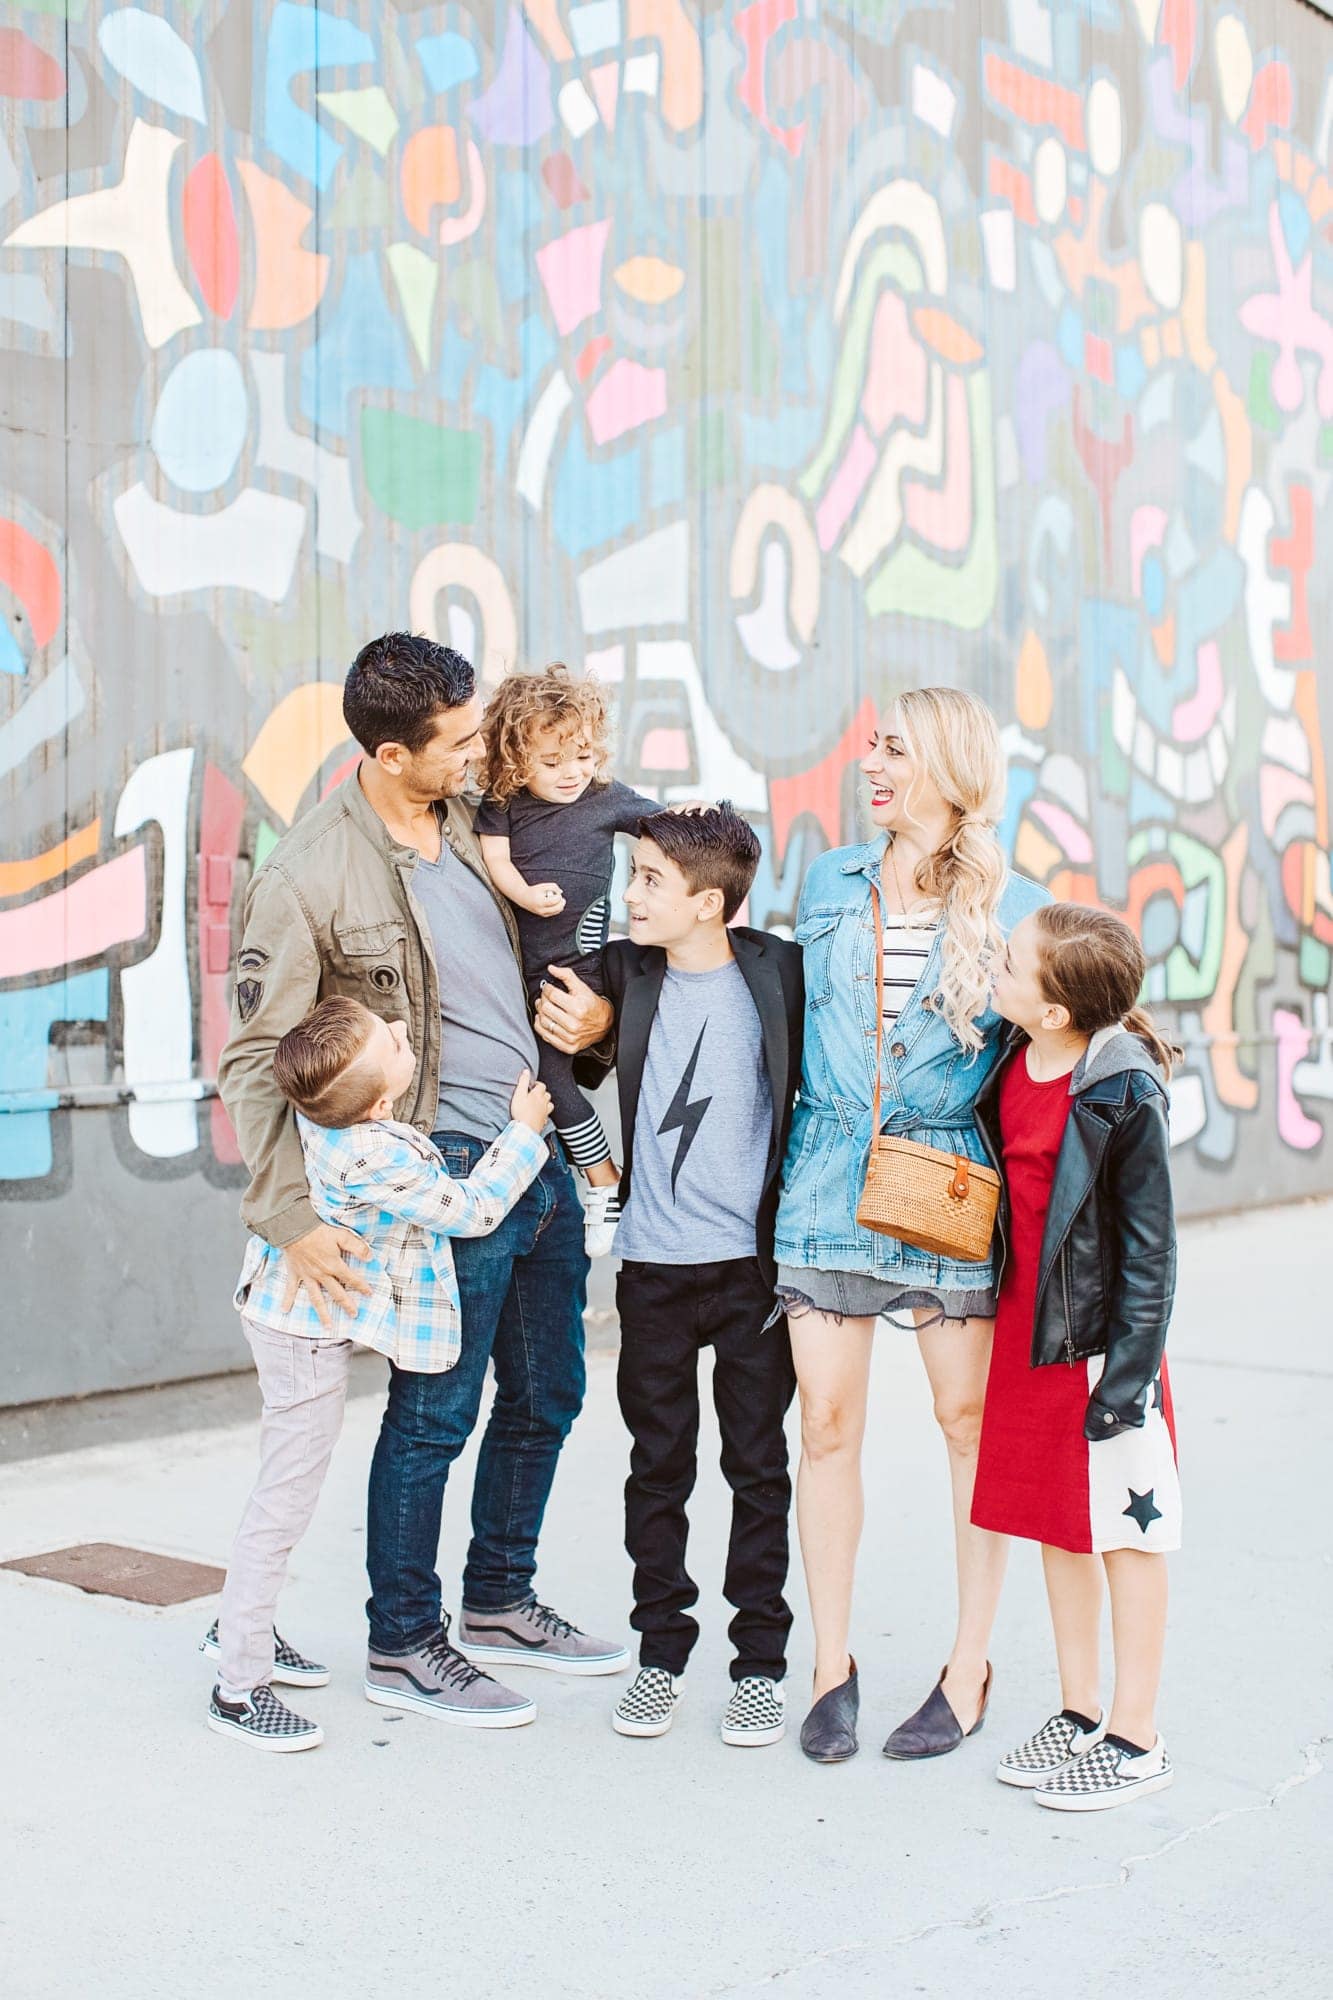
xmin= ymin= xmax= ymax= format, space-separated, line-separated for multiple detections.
xmin=3 ymin=2 xmax=1333 ymax=1404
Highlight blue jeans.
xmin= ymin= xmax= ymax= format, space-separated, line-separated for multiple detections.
xmin=365 ymin=1132 xmax=589 ymax=1654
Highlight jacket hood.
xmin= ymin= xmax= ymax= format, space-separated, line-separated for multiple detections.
xmin=1070 ymin=1023 xmax=1168 ymax=1096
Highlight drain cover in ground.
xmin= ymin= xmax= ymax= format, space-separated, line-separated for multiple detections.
xmin=1 ymin=1542 xmax=224 ymax=1605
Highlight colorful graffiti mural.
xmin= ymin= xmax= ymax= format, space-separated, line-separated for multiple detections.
xmin=2 ymin=1 xmax=1332 ymax=1399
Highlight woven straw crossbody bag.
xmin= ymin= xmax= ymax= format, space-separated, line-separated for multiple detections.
xmin=854 ymin=881 xmax=1000 ymax=1263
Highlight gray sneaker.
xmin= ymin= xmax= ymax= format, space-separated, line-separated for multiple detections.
xmin=364 ymin=1619 xmax=537 ymax=1728
xmin=457 ymin=1598 xmax=631 ymax=1676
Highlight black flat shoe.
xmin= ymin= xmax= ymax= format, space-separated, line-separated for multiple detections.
xmin=882 ymin=1662 xmax=992 ymax=1761
xmin=800 ymin=1658 xmax=860 ymax=1763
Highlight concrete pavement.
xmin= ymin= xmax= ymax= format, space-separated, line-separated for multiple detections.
xmin=1 ymin=1200 xmax=1330 ymax=2000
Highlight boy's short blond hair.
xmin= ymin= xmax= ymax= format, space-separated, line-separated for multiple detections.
xmin=478 ymin=664 xmax=611 ymax=806
xmin=272 ymin=996 xmax=387 ymax=1127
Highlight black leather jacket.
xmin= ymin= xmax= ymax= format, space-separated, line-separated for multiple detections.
xmin=974 ymin=1028 xmax=1177 ymax=1443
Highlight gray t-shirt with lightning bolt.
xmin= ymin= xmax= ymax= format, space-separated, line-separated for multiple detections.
xmin=613 ymin=959 xmax=772 ymax=1265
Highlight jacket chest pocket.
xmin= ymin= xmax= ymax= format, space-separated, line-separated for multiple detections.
xmin=332 ymin=920 xmax=409 ymax=999
xmin=794 ymin=912 xmax=842 ymax=1009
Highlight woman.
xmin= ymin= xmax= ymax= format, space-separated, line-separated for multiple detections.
xmin=774 ymin=686 xmax=1048 ymax=1763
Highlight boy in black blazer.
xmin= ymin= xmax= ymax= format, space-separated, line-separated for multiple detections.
xmin=575 ymin=804 xmax=804 ymax=1747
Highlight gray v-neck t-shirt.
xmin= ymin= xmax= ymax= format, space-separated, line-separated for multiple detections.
xmin=410 ymin=839 xmax=540 ymax=1141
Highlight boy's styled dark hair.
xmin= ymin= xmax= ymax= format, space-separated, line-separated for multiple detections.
xmin=637 ymin=802 xmax=762 ymax=924
xmin=1034 ymin=905 xmax=1182 ymax=1077
xmin=272 ymin=996 xmax=387 ymax=1127
xmin=343 ymin=633 xmax=475 ymax=757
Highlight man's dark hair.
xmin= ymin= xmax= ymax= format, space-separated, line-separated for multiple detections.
xmin=637 ymin=802 xmax=762 ymax=924
xmin=343 ymin=633 xmax=475 ymax=756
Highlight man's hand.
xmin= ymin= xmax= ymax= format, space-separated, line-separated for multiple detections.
xmin=280 ymin=1221 xmax=374 ymax=1327
xmin=534 ymin=964 xmax=615 ymax=1054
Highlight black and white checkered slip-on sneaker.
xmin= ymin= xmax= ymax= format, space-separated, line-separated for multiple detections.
xmin=721 ymin=1676 xmax=786 ymax=1748
xmin=996 ymin=1709 xmax=1106 ymax=1788
xmin=1034 ymin=1733 xmax=1173 ymax=1811
xmin=207 ymin=1684 xmax=323 ymax=1753
xmin=200 ymin=1619 xmax=330 ymax=1687
xmin=612 ymin=1667 xmax=683 ymax=1738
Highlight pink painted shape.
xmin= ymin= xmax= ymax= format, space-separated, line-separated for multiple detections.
xmin=1259 ymin=761 xmax=1314 ymax=838
xmin=589 ymin=61 xmax=619 ymax=131
xmin=904 ymin=372 xmax=973 ymax=552
xmin=536 ymin=218 xmax=612 ymax=336
xmin=639 ymin=727 xmax=691 ymax=770
xmin=0 ymin=845 xmax=146 ymax=979
xmin=1239 ymin=203 xmax=1333 ymax=420
xmin=1172 ymin=641 xmax=1224 ymax=743
xmin=199 ymin=763 xmax=244 ymax=1166
xmin=861 ymin=291 xmax=928 ymax=437
xmin=735 ymin=0 xmax=804 ymax=158
xmin=815 ymin=424 xmax=877 ymax=552
xmin=1029 ymin=798 xmax=1094 ymax=863
xmin=1129 ymin=504 xmax=1167 ymax=596
xmin=1273 ymin=1007 xmax=1322 ymax=1149
xmin=585 ymin=357 xmax=668 ymax=445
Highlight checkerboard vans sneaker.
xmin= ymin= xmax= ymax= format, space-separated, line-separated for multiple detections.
xmin=200 ymin=1620 xmax=330 ymax=1688
xmin=612 ymin=1667 xmax=682 ymax=1737
xmin=1034 ymin=1733 xmax=1173 ymax=1811
xmin=721 ymin=1677 xmax=786 ymax=1747
xmin=996 ymin=1710 xmax=1106 ymax=1789
xmin=207 ymin=1683 xmax=323 ymax=1753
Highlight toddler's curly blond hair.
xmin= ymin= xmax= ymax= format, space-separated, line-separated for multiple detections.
xmin=479 ymin=664 xmax=612 ymax=805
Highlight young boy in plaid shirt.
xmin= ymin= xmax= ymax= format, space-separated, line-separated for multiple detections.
xmin=205 ymin=995 xmax=552 ymax=1752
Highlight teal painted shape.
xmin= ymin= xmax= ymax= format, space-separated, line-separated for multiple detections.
xmin=0 ymin=622 xmax=24 ymax=676
xmin=99 ymin=8 xmax=207 ymax=124
xmin=300 ymin=252 xmax=415 ymax=438
xmin=1278 ymin=187 xmax=1312 ymax=266
xmin=553 ymin=426 xmax=642 ymax=558
xmin=0 ymin=971 xmax=110 ymax=1181
xmin=417 ymin=30 xmax=480 ymax=93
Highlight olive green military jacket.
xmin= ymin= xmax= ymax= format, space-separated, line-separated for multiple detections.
xmin=217 ymin=773 xmax=522 ymax=1248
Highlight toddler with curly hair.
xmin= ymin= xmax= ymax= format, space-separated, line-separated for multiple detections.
xmin=476 ymin=665 xmax=658 ymax=1255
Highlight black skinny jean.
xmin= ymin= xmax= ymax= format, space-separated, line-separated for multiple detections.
xmin=615 ymin=1256 xmax=796 ymax=1682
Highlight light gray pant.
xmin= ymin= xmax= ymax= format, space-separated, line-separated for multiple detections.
xmin=217 ymin=1317 xmax=353 ymax=1695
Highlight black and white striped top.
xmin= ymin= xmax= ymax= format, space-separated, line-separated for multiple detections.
xmin=881 ymin=911 xmax=939 ymax=1026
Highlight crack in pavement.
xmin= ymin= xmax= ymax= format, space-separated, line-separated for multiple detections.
xmin=708 ymin=1734 xmax=1329 ymax=1995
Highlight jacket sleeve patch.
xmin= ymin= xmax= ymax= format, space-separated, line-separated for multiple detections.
xmin=237 ymin=976 xmax=264 ymax=1022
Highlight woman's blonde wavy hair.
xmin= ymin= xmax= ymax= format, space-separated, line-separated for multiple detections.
xmin=888 ymin=687 xmax=1007 ymax=1055
xmin=479 ymin=663 xmax=611 ymax=806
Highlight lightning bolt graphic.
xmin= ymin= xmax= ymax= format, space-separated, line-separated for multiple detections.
xmin=657 ymin=1023 xmax=712 ymax=1196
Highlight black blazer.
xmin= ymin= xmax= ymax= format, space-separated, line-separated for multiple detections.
xmin=579 ymin=927 xmax=804 ymax=1287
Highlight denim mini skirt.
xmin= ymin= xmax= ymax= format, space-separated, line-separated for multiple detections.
xmin=776 ymin=1263 xmax=995 ymax=1326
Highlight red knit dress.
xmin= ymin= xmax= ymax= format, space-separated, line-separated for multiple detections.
xmin=970 ymin=1053 xmax=1181 ymax=1555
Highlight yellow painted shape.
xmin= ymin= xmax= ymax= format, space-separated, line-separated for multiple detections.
xmin=0 ymin=818 xmax=101 ymax=899
xmin=244 ymin=683 xmax=351 ymax=825
xmin=1015 ymin=629 xmax=1053 ymax=732
xmin=316 ymin=87 xmax=400 ymax=156
xmin=1015 ymin=819 xmax=1061 ymax=883
xmin=614 ymin=255 xmax=684 ymax=304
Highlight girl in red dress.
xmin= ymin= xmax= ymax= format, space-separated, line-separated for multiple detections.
xmin=971 ymin=905 xmax=1181 ymax=1813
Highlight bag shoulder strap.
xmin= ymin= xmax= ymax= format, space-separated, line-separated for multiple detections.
xmin=869 ymin=875 xmax=884 ymax=1140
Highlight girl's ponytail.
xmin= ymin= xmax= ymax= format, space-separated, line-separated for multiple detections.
xmin=1123 ymin=1004 xmax=1183 ymax=1080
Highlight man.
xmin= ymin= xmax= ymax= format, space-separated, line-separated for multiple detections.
xmin=219 ymin=634 xmax=628 ymax=1728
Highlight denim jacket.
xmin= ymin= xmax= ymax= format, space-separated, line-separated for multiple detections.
xmin=774 ymin=835 xmax=1050 ymax=1292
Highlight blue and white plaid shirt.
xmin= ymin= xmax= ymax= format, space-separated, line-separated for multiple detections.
xmin=234 ymin=1114 xmax=548 ymax=1372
